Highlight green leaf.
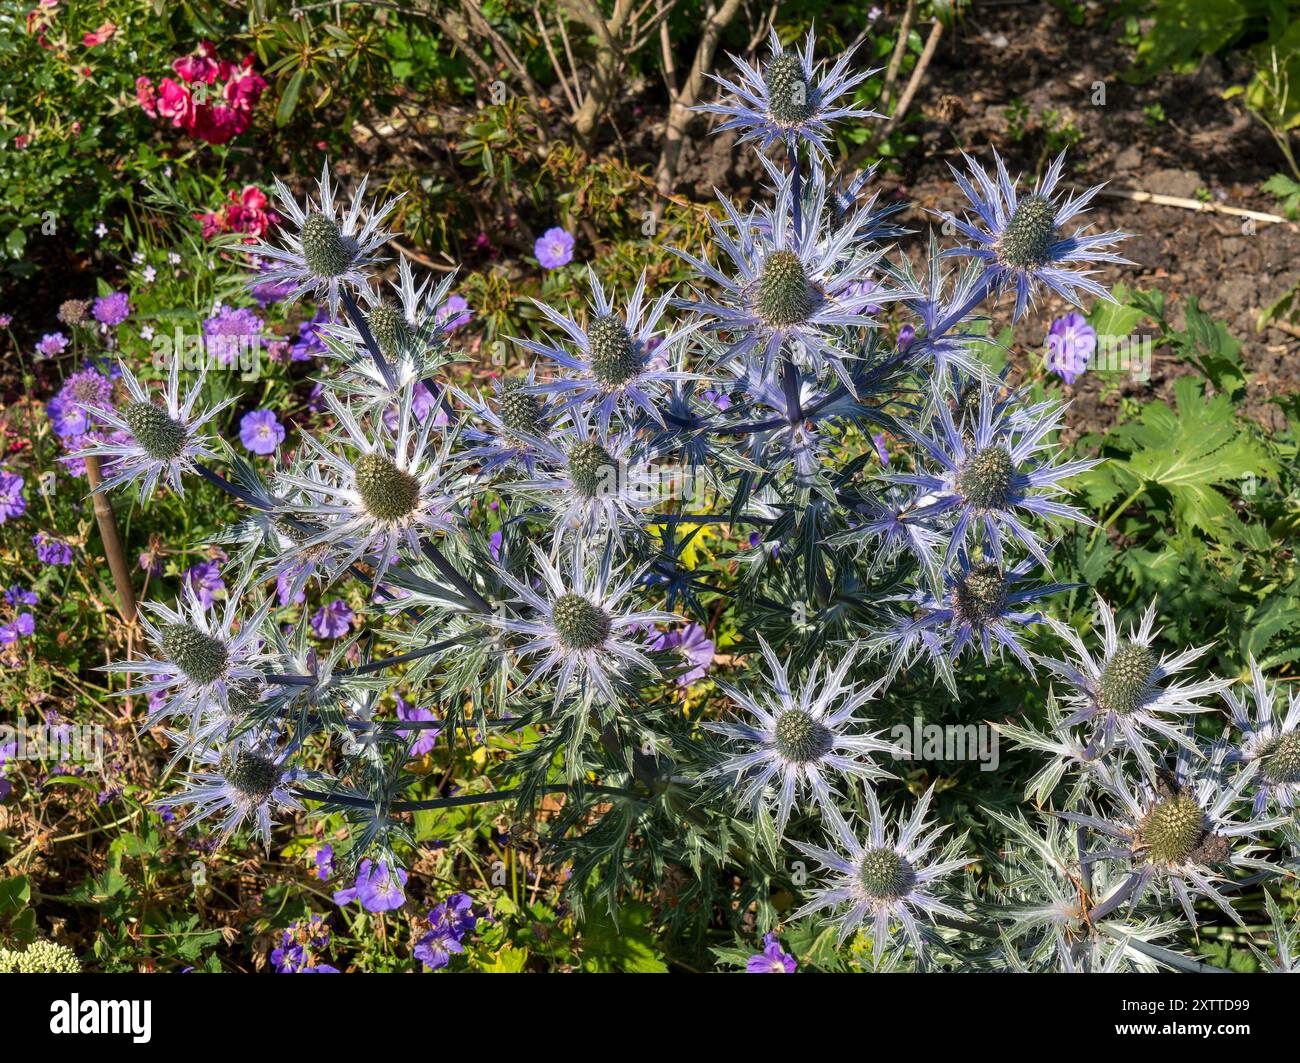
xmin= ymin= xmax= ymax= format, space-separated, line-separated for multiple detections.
xmin=277 ymin=68 xmax=306 ymax=127
xmin=579 ymin=901 xmax=668 ymax=973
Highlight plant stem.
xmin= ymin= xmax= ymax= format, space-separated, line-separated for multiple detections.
xmin=83 ymin=456 xmax=137 ymax=624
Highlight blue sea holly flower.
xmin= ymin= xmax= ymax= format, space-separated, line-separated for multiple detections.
xmin=671 ymin=164 xmax=895 ymax=390
xmin=1061 ymin=744 xmax=1289 ymax=929
xmin=77 ymin=355 xmax=235 ymax=502
xmin=1039 ymin=595 xmax=1233 ymax=779
xmin=1223 ymin=656 xmax=1300 ymax=813
xmin=892 ymin=386 xmax=1100 ymax=568
xmin=937 ymin=149 xmax=1132 ymax=320
xmin=104 ymin=578 xmax=271 ymax=752
xmin=878 ymin=554 xmax=1071 ymax=690
xmin=703 ymin=639 xmax=898 ymax=836
xmin=321 ymin=257 xmax=461 ymax=412
xmin=274 ymin=386 xmax=462 ymax=587
xmin=509 ymin=408 xmax=658 ymax=545
xmin=456 ymin=368 xmax=556 ymax=477
xmin=695 ymin=28 xmax=879 ymax=162
xmin=160 ymin=730 xmax=303 ymax=852
xmin=791 ymin=791 xmax=973 ymax=963
xmin=251 ymin=161 xmax=402 ymax=318
xmin=513 ymin=268 xmax=696 ymax=435
xmin=487 ymin=543 xmax=678 ymax=713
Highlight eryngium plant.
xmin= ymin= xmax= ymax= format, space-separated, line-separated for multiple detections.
xmin=88 ymin=31 xmax=1297 ymax=971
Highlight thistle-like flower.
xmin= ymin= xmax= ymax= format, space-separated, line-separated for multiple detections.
xmin=321 ymin=257 xmax=460 ymax=412
xmin=672 ymin=164 xmax=892 ymax=388
xmin=457 ymin=369 xmax=556 ymax=477
xmin=1224 ymin=656 xmax=1300 ymax=813
xmin=251 ymin=161 xmax=402 ymax=317
xmin=791 ymin=792 xmax=973 ymax=963
xmin=937 ymin=149 xmax=1131 ymax=320
xmin=104 ymin=578 xmax=270 ymax=752
xmin=695 ymin=28 xmax=878 ymax=161
xmin=892 ymin=386 xmax=1099 ymax=567
xmin=514 ymin=268 xmax=694 ymax=434
xmin=487 ymin=543 xmax=678 ymax=711
xmin=703 ymin=639 xmax=897 ymax=835
xmin=1039 ymin=595 xmax=1232 ymax=778
xmin=275 ymin=386 xmax=461 ymax=586
xmin=879 ymin=554 xmax=1070 ymax=689
xmin=161 ymin=730 xmax=303 ymax=851
xmin=1061 ymin=744 xmax=1288 ymax=928
xmin=510 ymin=409 xmax=657 ymax=544
xmin=77 ymin=356 xmax=233 ymax=501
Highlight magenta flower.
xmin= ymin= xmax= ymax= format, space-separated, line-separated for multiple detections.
xmin=0 ymin=472 xmax=26 ymax=524
xmin=33 ymin=532 xmax=74 ymax=566
xmin=92 ymin=292 xmax=131 ymax=327
xmin=35 ymin=332 xmax=69 ymax=357
xmin=239 ymin=408 xmax=285 ymax=455
xmin=332 ymin=858 xmax=407 ymax=912
xmin=534 ymin=227 xmax=574 ymax=269
xmin=746 ymin=932 xmax=797 ymax=973
xmin=1044 ymin=312 xmax=1097 ymax=386
xmin=311 ymin=600 xmax=353 ymax=639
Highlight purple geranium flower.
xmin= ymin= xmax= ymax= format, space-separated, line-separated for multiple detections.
xmin=92 ymin=292 xmax=131 ymax=327
xmin=0 ymin=740 xmax=17 ymax=801
xmin=333 ymin=858 xmax=408 ymax=912
xmin=33 ymin=532 xmax=74 ymax=566
xmin=5 ymin=586 xmax=37 ymax=607
xmin=271 ymin=915 xmax=338 ymax=974
xmin=1044 ymin=311 xmax=1096 ymax=386
xmin=35 ymin=332 xmax=69 ymax=357
xmin=746 ymin=932 xmax=797 ymax=973
xmin=414 ymin=893 xmax=478 ymax=970
xmin=435 ymin=294 xmax=471 ymax=330
xmin=396 ymin=695 xmax=440 ymax=757
xmin=0 ymin=613 xmax=34 ymax=645
xmin=311 ymin=600 xmax=353 ymax=639
xmin=0 ymin=472 xmax=26 ymax=524
xmin=534 ymin=227 xmax=574 ymax=269
xmin=648 ymin=622 xmax=715 ymax=686
xmin=290 ymin=308 xmax=330 ymax=361
xmin=315 ymin=844 xmax=335 ymax=881
xmin=239 ymin=408 xmax=285 ymax=455
xmin=184 ymin=559 xmax=226 ymax=609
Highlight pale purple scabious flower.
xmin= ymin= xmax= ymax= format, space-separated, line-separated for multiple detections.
xmin=311 ymin=600 xmax=353 ymax=639
xmin=535 ymin=227 xmax=574 ymax=269
xmin=92 ymin=292 xmax=131 ymax=327
xmin=184 ymin=559 xmax=226 ymax=609
xmin=239 ymin=409 xmax=285 ymax=455
xmin=33 ymin=532 xmax=74 ymax=566
xmin=1045 ymin=312 xmax=1096 ymax=385
xmin=414 ymin=893 xmax=478 ymax=970
xmin=0 ymin=613 xmax=35 ymax=644
xmin=396 ymin=695 xmax=439 ymax=757
xmin=746 ymin=932 xmax=796 ymax=973
xmin=333 ymin=858 xmax=407 ymax=912
xmin=48 ymin=366 xmax=114 ymax=438
xmin=36 ymin=332 xmax=69 ymax=357
xmin=203 ymin=304 xmax=264 ymax=366
xmin=0 ymin=472 xmax=26 ymax=523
